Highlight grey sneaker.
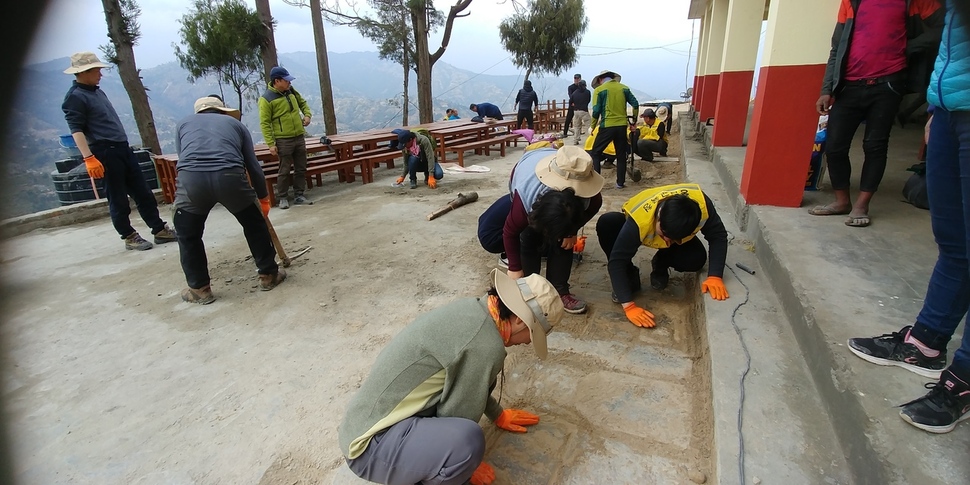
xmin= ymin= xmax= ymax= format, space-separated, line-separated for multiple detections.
xmin=294 ymin=195 xmax=313 ymax=205
xmin=181 ymin=285 xmax=215 ymax=305
xmin=125 ymin=232 xmax=153 ymax=251
xmin=278 ymin=198 xmax=290 ymax=210
xmin=410 ymin=180 xmax=418 ymax=189
xmin=259 ymin=269 xmax=287 ymax=291
xmin=154 ymin=225 xmax=177 ymax=244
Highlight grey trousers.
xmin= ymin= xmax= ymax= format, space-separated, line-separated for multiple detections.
xmin=173 ymin=168 xmax=278 ymax=288
xmin=347 ymin=417 xmax=485 ymax=485
xmin=275 ymin=136 xmax=308 ymax=199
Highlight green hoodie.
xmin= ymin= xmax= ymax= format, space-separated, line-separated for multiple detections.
xmin=337 ymin=297 xmax=507 ymax=459
xmin=258 ymin=83 xmax=312 ymax=146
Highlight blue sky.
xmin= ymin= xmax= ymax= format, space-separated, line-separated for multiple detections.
xmin=28 ymin=0 xmax=700 ymax=99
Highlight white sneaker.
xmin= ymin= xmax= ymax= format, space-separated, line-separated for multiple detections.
xmin=498 ymin=253 xmax=509 ymax=269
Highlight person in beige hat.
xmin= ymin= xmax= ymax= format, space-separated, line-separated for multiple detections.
xmin=171 ymin=96 xmax=283 ymax=304
xmin=589 ymin=69 xmax=639 ymax=188
xmin=477 ymin=145 xmax=605 ymax=314
xmin=61 ymin=51 xmax=176 ymax=251
xmin=338 ymin=270 xmax=563 ymax=485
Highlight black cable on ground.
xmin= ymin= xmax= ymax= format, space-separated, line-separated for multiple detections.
xmin=724 ymin=263 xmax=752 ymax=485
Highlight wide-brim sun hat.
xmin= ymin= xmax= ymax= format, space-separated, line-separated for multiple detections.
xmin=193 ymin=96 xmax=242 ymax=120
xmin=591 ymin=70 xmax=620 ymax=88
xmin=63 ymin=52 xmax=110 ymax=74
xmin=534 ymin=145 xmax=605 ymax=198
xmin=490 ymin=269 xmax=564 ymax=360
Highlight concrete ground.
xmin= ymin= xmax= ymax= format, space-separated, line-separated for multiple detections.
xmin=6 ymin=108 xmax=964 ymax=485
xmin=2 ymin=128 xmax=718 ymax=484
xmin=693 ymin=111 xmax=970 ymax=484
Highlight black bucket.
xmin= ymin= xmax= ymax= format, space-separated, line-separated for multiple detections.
xmin=51 ymin=150 xmax=159 ymax=206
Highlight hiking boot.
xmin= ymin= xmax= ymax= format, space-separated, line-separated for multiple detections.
xmin=258 ymin=269 xmax=287 ymax=291
xmin=561 ymin=293 xmax=587 ymax=314
xmin=602 ymin=161 xmax=615 ymax=169
xmin=650 ymin=255 xmax=669 ymax=290
xmin=410 ymin=180 xmax=418 ymax=189
xmin=278 ymin=198 xmax=290 ymax=210
xmin=847 ymin=325 xmax=947 ymax=379
xmin=498 ymin=252 xmax=509 ymax=269
xmin=899 ymin=369 xmax=970 ymax=433
xmin=125 ymin=232 xmax=153 ymax=251
xmin=294 ymin=195 xmax=313 ymax=205
xmin=181 ymin=285 xmax=215 ymax=305
xmin=153 ymin=225 xmax=177 ymax=244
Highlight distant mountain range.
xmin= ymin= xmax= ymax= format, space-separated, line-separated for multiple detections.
xmin=2 ymin=51 xmax=654 ymax=218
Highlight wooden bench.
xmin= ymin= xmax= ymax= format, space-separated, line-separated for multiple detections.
xmin=262 ymin=153 xmax=366 ymax=205
xmin=443 ymin=134 xmax=519 ymax=167
xmin=350 ymin=148 xmax=404 ymax=183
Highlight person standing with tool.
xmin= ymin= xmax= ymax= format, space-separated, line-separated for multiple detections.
xmin=173 ymin=96 xmax=284 ymax=304
xmin=61 ymin=51 xmax=176 ymax=251
xmin=596 ymin=183 xmax=730 ymax=328
xmin=588 ymin=70 xmax=639 ymax=188
xmin=259 ymin=66 xmax=313 ymax=210
xmin=338 ymin=270 xmax=564 ymax=485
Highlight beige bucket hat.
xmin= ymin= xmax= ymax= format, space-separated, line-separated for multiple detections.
xmin=193 ymin=96 xmax=241 ymax=120
xmin=63 ymin=52 xmax=110 ymax=74
xmin=535 ymin=145 xmax=605 ymax=198
xmin=490 ymin=269 xmax=564 ymax=360
xmin=591 ymin=70 xmax=620 ymax=88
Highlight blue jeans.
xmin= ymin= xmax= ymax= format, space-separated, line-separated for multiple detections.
xmin=90 ymin=142 xmax=165 ymax=239
xmin=407 ymin=154 xmax=428 ymax=183
xmin=912 ymin=107 xmax=970 ymax=378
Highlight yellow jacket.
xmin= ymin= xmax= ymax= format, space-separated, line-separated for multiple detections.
xmin=622 ymin=183 xmax=709 ymax=249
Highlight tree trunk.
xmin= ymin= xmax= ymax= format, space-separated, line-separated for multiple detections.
xmin=402 ymin=15 xmax=410 ymax=127
xmin=524 ymin=66 xmax=532 ymax=83
xmin=101 ymin=0 xmax=161 ymax=154
xmin=310 ymin=0 xmax=338 ymax=135
xmin=254 ymin=0 xmax=279 ymax=81
xmin=411 ymin=1 xmax=433 ymax=123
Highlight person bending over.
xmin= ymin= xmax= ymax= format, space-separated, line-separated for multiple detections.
xmin=338 ymin=270 xmax=564 ymax=485
xmin=596 ymin=183 xmax=729 ymax=328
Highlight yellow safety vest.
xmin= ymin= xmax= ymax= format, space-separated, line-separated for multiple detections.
xmin=584 ymin=124 xmax=634 ymax=156
xmin=622 ymin=183 xmax=709 ymax=249
xmin=638 ymin=119 xmax=667 ymax=143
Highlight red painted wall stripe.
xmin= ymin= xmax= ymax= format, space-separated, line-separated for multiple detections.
xmin=712 ymin=70 xmax=754 ymax=146
xmin=699 ymin=74 xmax=720 ymax=122
xmin=741 ymin=64 xmax=827 ymax=207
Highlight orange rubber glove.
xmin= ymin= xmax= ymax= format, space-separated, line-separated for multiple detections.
xmin=495 ymin=409 xmax=540 ymax=433
xmin=395 ymin=176 xmax=405 ymax=185
xmin=701 ymin=276 xmax=729 ymax=301
xmin=259 ymin=197 xmax=271 ymax=217
xmin=573 ymin=235 xmax=586 ymax=253
xmin=84 ymin=154 xmax=105 ymax=179
xmin=469 ymin=462 xmax=495 ymax=485
xmin=428 ymin=176 xmax=437 ymax=189
xmin=623 ymin=303 xmax=656 ymax=328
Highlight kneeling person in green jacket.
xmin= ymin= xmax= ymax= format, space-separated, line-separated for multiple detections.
xmin=338 ymin=270 xmax=565 ymax=485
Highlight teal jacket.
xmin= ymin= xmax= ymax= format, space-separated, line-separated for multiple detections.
xmin=258 ymin=83 xmax=311 ymax=146
xmin=337 ymin=297 xmax=506 ymax=459
xmin=928 ymin=3 xmax=970 ymax=111
xmin=591 ymin=80 xmax=638 ymax=129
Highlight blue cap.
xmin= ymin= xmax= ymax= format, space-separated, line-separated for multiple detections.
xmin=270 ymin=66 xmax=295 ymax=82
